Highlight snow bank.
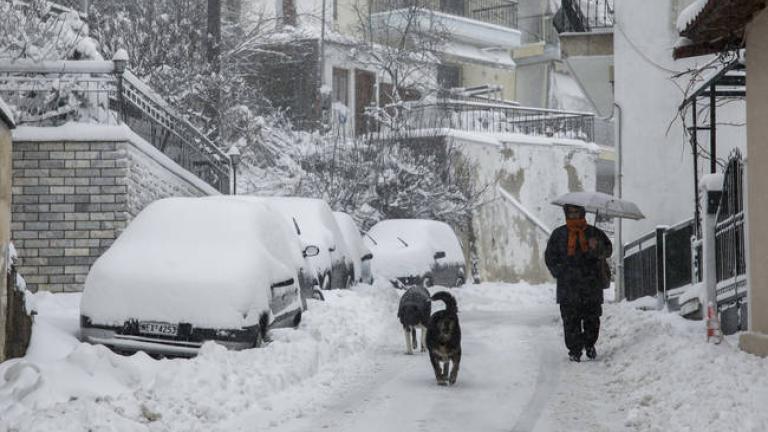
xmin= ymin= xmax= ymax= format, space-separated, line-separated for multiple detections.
xmin=598 ymin=299 xmax=768 ymax=431
xmin=0 ymin=281 xmax=402 ymax=431
xmin=451 ymin=282 xmax=555 ymax=312
xmin=81 ymin=198 xmax=300 ymax=329
xmin=365 ymin=219 xmax=465 ymax=280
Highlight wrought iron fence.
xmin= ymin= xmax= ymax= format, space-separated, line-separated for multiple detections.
xmin=714 ymin=150 xmax=747 ymax=334
xmin=0 ymin=60 xmax=230 ymax=193
xmin=374 ymin=100 xmax=595 ymax=142
xmin=623 ymin=219 xmax=699 ymax=304
xmin=370 ymin=0 xmax=519 ymax=29
xmin=554 ymin=0 xmax=614 ymax=33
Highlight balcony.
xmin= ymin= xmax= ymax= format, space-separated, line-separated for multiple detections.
xmin=370 ymin=0 xmax=522 ymax=50
xmin=553 ymin=0 xmax=614 ymax=34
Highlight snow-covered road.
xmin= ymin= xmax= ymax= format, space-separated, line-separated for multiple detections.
xmin=2 ymin=282 xmax=768 ymax=432
xmin=277 ymin=309 xmax=560 ymax=432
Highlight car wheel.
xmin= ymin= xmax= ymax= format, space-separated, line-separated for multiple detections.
xmin=422 ymin=277 xmax=433 ymax=288
xmin=455 ymin=277 xmax=465 ymax=287
xmin=312 ymin=287 xmax=325 ymax=301
xmin=292 ymin=310 xmax=302 ymax=328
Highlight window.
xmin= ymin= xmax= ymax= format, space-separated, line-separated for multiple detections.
xmin=332 ymin=68 xmax=350 ymax=106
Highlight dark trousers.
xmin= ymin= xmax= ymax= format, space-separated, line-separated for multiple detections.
xmin=559 ymin=302 xmax=602 ymax=355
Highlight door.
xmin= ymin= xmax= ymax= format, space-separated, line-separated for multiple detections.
xmin=355 ymin=69 xmax=376 ymax=136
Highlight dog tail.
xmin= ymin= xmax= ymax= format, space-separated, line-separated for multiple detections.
xmin=431 ymin=291 xmax=457 ymax=314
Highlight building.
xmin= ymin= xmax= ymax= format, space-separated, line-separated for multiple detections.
xmin=0 ymin=96 xmax=16 ymax=361
xmin=673 ymin=0 xmax=768 ymax=356
xmin=241 ymin=0 xmax=608 ymax=283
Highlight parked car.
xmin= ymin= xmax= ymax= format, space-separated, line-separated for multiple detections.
xmin=80 ymin=198 xmax=305 ymax=357
xmin=261 ymin=197 xmax=354 ymax=290
xmin=364 ymin=219 xmax=466 ymax=288
xmin=208 ymin=196 xmax=324 ymax=306
xmin=333 ymin=211 xmax=374 ymax=284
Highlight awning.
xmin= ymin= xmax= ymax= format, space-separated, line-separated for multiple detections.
xmin=679 ymin=57 xmax=745 ymax=111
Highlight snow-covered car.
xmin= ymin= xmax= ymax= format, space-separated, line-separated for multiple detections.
xmin=364 ymin=219 xmax=466 ymax=288
xmin=261 ymin=197 xmax=354 ymax=290
xmin=206 ymin=196 xmax=324 ymax=306
xmin=80 ymin=198 xmax=305 ymax=357
xmin=333 ymin=211 xmax=374 ymax=284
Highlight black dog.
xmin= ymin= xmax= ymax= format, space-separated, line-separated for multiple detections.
xmin=397 ymin=285 xmax=432 ymax=354
xmin=426 ymin=291 xmax=461 ymax=386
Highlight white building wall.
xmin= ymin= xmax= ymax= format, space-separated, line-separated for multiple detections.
xmin=614 ymin=0 xmax=746 ymax=243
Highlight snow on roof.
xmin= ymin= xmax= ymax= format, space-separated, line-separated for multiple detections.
xmin=81 ymin=198 xmax=299 ymax=329
xmin=676 ymin=0 xmax=709 ymax=33
xmin=0 ymin=96 xmax=15 ymax=128
xmin=365 ymin=219 xmax=464 ymax=279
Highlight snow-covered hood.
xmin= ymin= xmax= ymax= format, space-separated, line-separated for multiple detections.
xmin=81 ymin=198 xmax=298 ymax=329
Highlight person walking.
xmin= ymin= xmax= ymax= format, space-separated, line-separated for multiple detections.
xmin=545 ymin=204 xmax=612 ymax=362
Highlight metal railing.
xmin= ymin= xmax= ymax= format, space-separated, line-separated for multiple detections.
xmin=371 ymin=100 xmax=595 ymax=142
xmin=554 ymin=0 xmax=614 ymax=33
xmin=370 ymin=0 xmax=519 ymax=29
xmin=0 ymin=60 xmax=230 ymax=193
xmin=623 ymin=219 xmax=700 ymax=304
xmin=714 ymin=150 xmax=747 ymax=334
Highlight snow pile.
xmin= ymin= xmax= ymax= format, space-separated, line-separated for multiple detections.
xmin=365 ymin=219 xmax=465 ymax=280
xmin=0 ymin=281 xmax=402 ymax=431
xmin=598 ymin=299 xmax=768 ymax=431
xmin=82 ymin=198 xmax=302 ymax=329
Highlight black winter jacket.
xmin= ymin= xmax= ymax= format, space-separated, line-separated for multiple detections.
xmin=544 ymin=224 xmax=612 ymax=305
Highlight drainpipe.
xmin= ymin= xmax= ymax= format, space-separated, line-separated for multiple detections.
xmin=614 ymin=102 xmax=624 ymax=301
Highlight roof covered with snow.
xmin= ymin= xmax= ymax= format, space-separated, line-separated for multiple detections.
xmin=674 ymin=0 xmax=766 ymax=59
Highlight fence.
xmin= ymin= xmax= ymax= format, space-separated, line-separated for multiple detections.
xmin=370 ymin=0 xmax=519 ymax=29
xmin=373 ymin=100 xmax=595 ymax=142
xmin=623 ymin=219 xmax=700 ymax=303
xmin=554 ymin=0 xmax=614 ymax=33
xmin=714 ymin=151 xmax=747 ymax=334
xmin=0 ymin=60 xmax=230 ymax=193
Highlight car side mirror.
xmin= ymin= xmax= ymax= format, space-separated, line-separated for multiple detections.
xmin=303 ymin=245 xmax=320 ymax=257
xmin=434 ymin=251 xmax=446 ymax=260
xmin=361 ymin=253 xmax=373 ymax=261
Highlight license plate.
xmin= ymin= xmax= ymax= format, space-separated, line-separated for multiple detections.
xmin=139 ymin=321 xmax=178 ymax=337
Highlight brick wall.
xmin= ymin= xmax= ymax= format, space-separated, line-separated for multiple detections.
xmin=11 ymin=134 xmax=218 ymax=293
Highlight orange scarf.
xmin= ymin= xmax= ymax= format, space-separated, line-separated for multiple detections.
xmin=566 ymin=218 xmax=589 ymax=256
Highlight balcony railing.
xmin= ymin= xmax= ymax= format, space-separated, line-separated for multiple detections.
xmin=368 ymin=99 xmax=596 ymax=142
xmin=370 ymin=0 xmax=519 ymax=29
xmin=554 ymin=0 xmax=614 ymax=33
xmin=0 ymin=60 xmax=230 ymax=193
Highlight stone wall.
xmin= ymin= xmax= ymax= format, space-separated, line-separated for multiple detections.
xmin=11 ymin=125 xmax=219 ymax=293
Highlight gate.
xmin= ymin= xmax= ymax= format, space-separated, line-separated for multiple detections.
xmin=714 ymin=151 xmax=747 ymax=334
